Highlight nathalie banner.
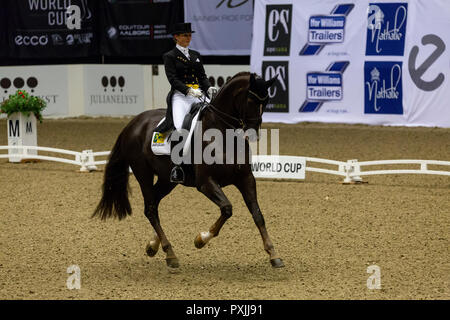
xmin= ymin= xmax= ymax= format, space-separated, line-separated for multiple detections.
xmin=251 ymin=0 xmax=450 ymax=127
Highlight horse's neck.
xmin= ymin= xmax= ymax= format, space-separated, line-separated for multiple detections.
xmin=209 ymin=79 xmax=246 ymax=119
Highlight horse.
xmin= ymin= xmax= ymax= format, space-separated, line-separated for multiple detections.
xmin=92 ymin=72 xmax=285 ymax=269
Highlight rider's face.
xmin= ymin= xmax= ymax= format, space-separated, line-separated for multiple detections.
xmin=174 ymin=33 xmax=192 ymax=48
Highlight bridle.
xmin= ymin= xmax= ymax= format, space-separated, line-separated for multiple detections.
xmin=203 ymin=88 xmax=268 ymax=130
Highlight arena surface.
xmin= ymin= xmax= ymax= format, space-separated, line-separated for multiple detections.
xmin=0 ymin=117 xmax=448 ymax=300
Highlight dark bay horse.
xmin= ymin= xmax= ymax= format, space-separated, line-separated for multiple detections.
xmin=93 ymin=72 xmax=284 ymax=269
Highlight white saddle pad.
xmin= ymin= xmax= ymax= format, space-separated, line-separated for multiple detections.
xmin=151 ymin=111 xmax=201 ymax=156
xmin=150 ymin=118 xmax=171 ymax=155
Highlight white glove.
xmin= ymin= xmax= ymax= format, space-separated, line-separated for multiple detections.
xmin=187 ymin=88 xmax=203 ymax=98
xmin=207 ymin=87 xmax=218 ymax=98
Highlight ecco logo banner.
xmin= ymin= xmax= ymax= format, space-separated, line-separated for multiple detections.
xmin=262 ymin=61 xmax=289 ymax=112
xmin=264 ymin=4 xmax=292 ymax=56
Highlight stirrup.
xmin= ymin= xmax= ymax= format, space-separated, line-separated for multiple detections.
xmin=170 ymin=165 xmax=185 ymax=183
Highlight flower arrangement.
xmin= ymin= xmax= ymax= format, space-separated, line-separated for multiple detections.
xmin=0 ymin=90 xmax=47 ymax=122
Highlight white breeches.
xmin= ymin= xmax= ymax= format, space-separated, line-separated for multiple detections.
xmin=172 ymin=90 xmax=208 ymax=130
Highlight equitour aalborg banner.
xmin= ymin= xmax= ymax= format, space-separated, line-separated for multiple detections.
xmin=100 ymin=0 xmax=182 ymax=57
xmin=251 ymin=0 xmax=450 ymax=127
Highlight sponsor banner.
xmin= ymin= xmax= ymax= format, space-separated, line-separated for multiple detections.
xmin=364 ymin=61 xmax=403 ymax=114
xmin=263 ymin=4 xmax=292 ymax=56
xmin=185 ymin=0 xmax=254 ymax=56
xmin=83 ymin=65 xmax=145 ymax=116
xmin=251 ymin=0 xmax=450 ymax=127
xmin=100 ymin=0 xmax=181 ymax=57
xmin=365 ymin=3 xmax=407 ymax=56
xmin=0 ymin=5 xmax=7 ymax=57
xmin=0 ymin=65 xmax=69 ymax=116
xmin=251 ymin=155 xmax=306 ymax=180
xmin=262 ymin=61 xmax=289 ymax=112
xmin=5 ymin=0 xmax=99 ymax=58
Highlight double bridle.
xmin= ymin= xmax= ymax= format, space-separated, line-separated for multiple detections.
xmin=204 ymin=89 xmax=268 ymax=130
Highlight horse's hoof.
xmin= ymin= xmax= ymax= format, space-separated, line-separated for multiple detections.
xmin=166 ymin=257 xmax=180 ymax=268
xmin=270 ymin=258 xmax=285 ymax=268
xmin=145 ymin=243 xmax=158 ymax=257
xmin=194 ymin=234 xmax=206 ymax=249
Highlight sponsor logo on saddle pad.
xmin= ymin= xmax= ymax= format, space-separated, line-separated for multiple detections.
xmin=151 ymin=130 xmax=171 ymax=155
xmin=152 ymin=132 xmax=167 ymax=145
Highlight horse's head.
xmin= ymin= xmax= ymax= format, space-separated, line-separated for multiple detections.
xmin=243 ymin=73 xmax=277 ymax=140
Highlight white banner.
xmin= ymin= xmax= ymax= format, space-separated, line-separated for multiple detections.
xmin=0 ymin=65 xmax=69 ymax=116
xmin=251 ymin=155 xmax=306 ymax=180
xmin=184 ymin=0 xmax=254 ymax=55
xmin=251 ymin=0 xmax=450 ymax=127
xmin=83 ymin=65 xmax=145 ymax=116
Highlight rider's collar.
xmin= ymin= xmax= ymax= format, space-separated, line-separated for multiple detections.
xmin=176 ymin=44 xmax=190 ymax=58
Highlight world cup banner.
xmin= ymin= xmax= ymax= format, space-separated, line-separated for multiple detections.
xmin=251 ymin=0 xmax=450 ymax=128
xmin=184 ymin=0 xmax=254 ymax=55
xmin=5 ymin=0 xmax=99 ymax=58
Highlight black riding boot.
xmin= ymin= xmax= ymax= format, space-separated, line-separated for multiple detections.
xmin=170 ymin=165 xmax=185 ymax=183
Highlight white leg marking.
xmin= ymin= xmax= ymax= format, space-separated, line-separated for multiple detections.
xmin=200 ymin=231 xmax=213 ymax=244
xmin=149 ymin=231 xmax=160 ymax=248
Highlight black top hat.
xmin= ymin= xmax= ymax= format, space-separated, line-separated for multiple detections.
xmin=171 ymin=22 xmax=195 ymax=35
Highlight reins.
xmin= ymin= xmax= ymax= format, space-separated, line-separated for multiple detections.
xmin=206 ymin=102 xmax=245 ymax=129
xmin=200 ymin=88 xmax=265 ymax=130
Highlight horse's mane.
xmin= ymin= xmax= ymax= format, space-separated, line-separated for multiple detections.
xmin=215 ymin=71 xmax=251 ymax=96
xmin=225 ymin=71 xmax=251 ymax=85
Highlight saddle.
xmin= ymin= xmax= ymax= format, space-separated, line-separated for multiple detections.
xmin=151 ymin=102 xmax=206 ymax=156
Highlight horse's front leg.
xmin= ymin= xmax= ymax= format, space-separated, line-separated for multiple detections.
xmin=195 ymin=177 xmax=233 ymax=249
xmin=235 ymin=173 xmax=284 ymax=268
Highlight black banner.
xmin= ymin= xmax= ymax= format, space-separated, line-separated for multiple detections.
xmin=6 ymin=0 xmax=100 ymax=59
xmin=0 ymin=3 xmax=7 ymax=57
xmin=264 ymin=4 xmax=292 ymax=56
xmin=100 ymin=0 xmax=182 ymax=57
xmin=262 ymin=60 xmax=289 ymax=113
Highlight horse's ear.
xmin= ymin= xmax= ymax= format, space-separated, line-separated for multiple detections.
xmin=265 ymin=75 xmax=278 ymax=89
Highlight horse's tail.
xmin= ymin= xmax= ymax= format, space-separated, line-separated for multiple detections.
xmin=92 ymin=132 xmax=132 ymax=220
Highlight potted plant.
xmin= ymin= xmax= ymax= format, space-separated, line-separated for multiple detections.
xmin=1 ymin=89 xmax=47 ymax=122
xmin=1 ymin=90 xmax=47 ymax=162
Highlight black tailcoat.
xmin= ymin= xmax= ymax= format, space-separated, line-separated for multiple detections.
xmin=155 ymin=47 xmax=211 ymax=133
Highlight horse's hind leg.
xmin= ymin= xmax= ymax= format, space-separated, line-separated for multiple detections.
xmin=195 ymin=177 xmax=233 ymax=249
xmin=235 ymin=174 xmax=284 ymax=268
xmin=145 ymin=180 xmax=177 ymax=258
xmin=133 ymin=163 xmax=179 ymax=268
xmin=144 ymin=186 xmax=179 ymax=267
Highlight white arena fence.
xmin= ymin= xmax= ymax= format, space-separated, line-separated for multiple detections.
xmin=1 ymin=145 xmax=449 ymax=183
